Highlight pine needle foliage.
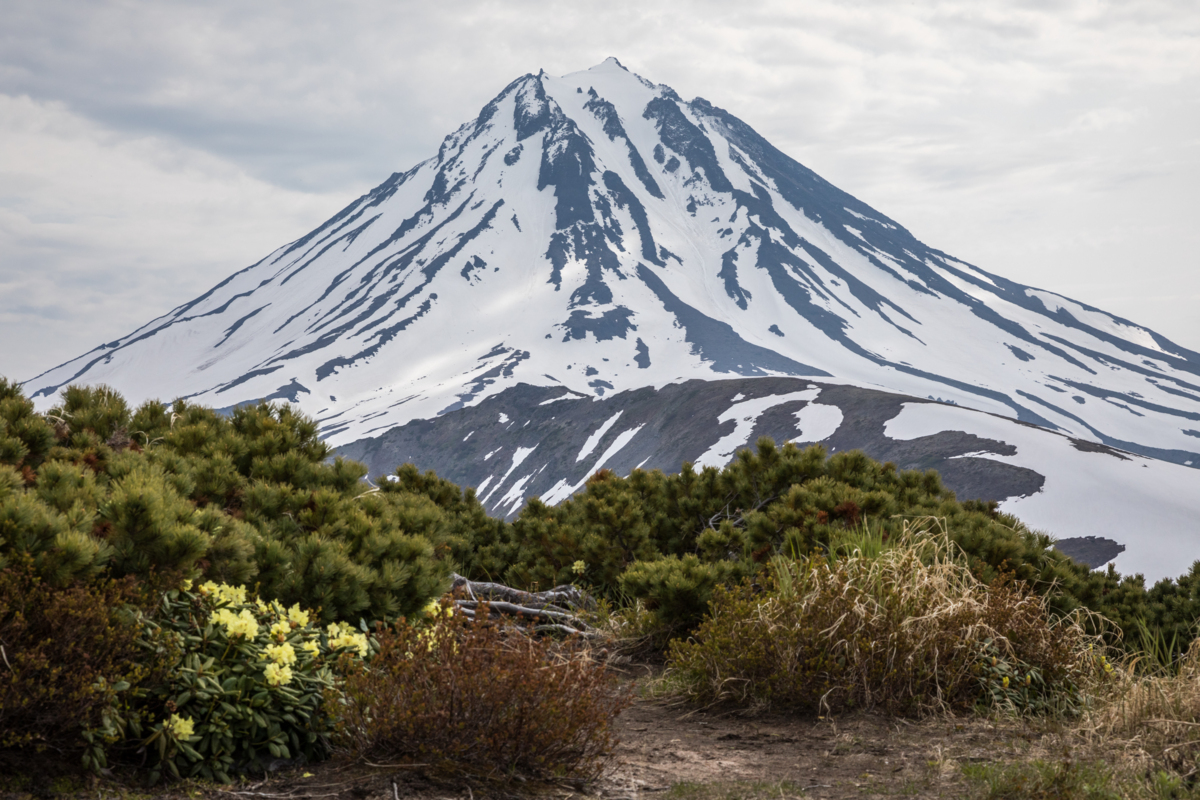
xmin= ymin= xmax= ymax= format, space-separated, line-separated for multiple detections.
xmin=0 ymin=380 xmax=486 ymax=622
xmin=462 ymin=437 xmax=1148 ymax=641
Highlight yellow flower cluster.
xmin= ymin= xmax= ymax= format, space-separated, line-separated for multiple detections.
xmin=212 ymin=608 xmax=259 ymax=639
xmin=287 ymin=604 xmax=310 ymax=627
xmin=270 ymin=620 xmax=291 ymax=641
xmin=264 ymin=642 xmax=297 ymax=666
xmin=263 ymin=662 xmax=294 ymax=687
xmin=200 ymin=581 xmax=248 ymax=605
xmin=572 ymin=560 xmax=587 ymax=575
xmin=327 ymin=622 xmax=369 ymax=657
xmin=422 ymin=598 xmax=455 ymax=619
xmin=164 ymin=713 xmax=195 ymax=739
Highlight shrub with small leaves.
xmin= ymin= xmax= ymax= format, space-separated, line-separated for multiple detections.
xmin=121 ymin=580 xmax=372 ymax=784
xmin=0 ymin=557 xmax=171 ymax=773
xmin=333 ymin=602 xmax=629 ymax=785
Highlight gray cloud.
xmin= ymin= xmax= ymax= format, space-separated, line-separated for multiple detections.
xmin=1 ymin=0 xmax=1198 ymax=381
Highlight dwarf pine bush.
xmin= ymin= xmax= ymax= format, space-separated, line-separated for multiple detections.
xmin=0 ymin=379 xmax=474 ymax=622
xmin=463 ymin=436 xmax=1150 ymax=643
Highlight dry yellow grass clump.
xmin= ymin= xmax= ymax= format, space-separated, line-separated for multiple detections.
xmin=1081 ymin=640 xmax=1200 ymax=778
xmin=666 ymin=521 xmax=1109 ymax=716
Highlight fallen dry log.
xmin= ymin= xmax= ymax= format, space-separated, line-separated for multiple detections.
xmin=449 ymin=573 xmax=596 ymax=611
xmin=448 ymin=573 xmax=601 ymax=637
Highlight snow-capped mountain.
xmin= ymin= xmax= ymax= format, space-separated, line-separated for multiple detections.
xmin=22 ymin=58 xmax=1200 ymax=578
xmin=26 ymin=58 xmax=1200 ymax=465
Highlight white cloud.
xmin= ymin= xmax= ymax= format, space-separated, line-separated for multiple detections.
xmin=0 ymin=93 xmax=353 ymax=380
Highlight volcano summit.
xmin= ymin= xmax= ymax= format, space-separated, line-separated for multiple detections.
xmin=24 ymin=59 xmax=1200 ymax=579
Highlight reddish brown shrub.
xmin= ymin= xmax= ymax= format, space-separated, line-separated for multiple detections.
xmin=333 ymin=607 xmax=629 ymax=784
xmin=0 ymin=559 xmax=169 ymax=769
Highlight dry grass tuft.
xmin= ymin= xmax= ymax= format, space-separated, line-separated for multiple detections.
xmin=1081 ymin=640 xmax=1200 ymax=779
xmin=665 ymin=522 xmax=1105 ymax=716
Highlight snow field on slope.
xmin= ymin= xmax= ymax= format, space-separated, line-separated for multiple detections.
xmin=884 ymin=402 xmax=1200 ymax=583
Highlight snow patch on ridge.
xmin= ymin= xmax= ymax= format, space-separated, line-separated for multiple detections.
xmin=544 ymin=423 xmax=646 ymax=504
xmin=576 ymin=411 xmax=624 ymax=462
xmin=1025 ymin=290 xmax=1165 ymax=353
xmin=695 ymin=389 xmax=820 ymax=468
xmin=792 ymin=403 xmax=843 ymax=442
xmin=481 ymin=445 xmax=537 ymax=503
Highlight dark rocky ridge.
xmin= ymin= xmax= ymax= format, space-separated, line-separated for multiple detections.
xmin=338 ymin=376 xmax=1045 ymax=512
xmin=340 ymin=377 xmax=1133 ymax=568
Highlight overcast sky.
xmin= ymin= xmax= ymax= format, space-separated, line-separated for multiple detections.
xmin=2 ymin=0 xmax=1198 ymax=383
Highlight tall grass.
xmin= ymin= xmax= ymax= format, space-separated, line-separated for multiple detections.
xmin=666 ymin=524 xmax=1105 ymax=716
xmin=1082 ymin=638 xmax=1200 ymax=777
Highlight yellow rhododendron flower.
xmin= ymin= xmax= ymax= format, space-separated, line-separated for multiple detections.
xmin=255 ymin=597 xmax=269 ymax=613
xmin=330 ymin=631 xmax=369 ymax=657
xmin=270 ymin=620 xmax=290 ymax=641
xmin=572 ymin=560 xmax=586 ymax=575
xmin=263 ymin=662 xmax=293 ymax=687
xmin=264 ymin=642 xmax=297 ymax=666
xmin=213 ymin=608 xmax=259 ymax=639
xmin=202 ymin=581 xmax=248 ymax=606
xmin=180 ymin=579 xmax=193 ymax=591
xmin=423 ymin=598 xmax=456 ymax=619
xmin=302 ymin=640 xmax=320 ymax=656
xmin=165 ymin=713 xmax=194 ymax=739
xmin=222 ymin=584 xmax=248 ymax=605
xmin=287 ymin=603 xmax=310 ymax=627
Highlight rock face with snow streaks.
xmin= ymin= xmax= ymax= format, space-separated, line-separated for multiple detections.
xmin=22 ymin=59 xmax=1200 ymax=579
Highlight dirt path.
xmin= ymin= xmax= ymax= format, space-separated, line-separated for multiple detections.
xmin=597 ymin=698 xmax=1027 ymax=799
xmin=0 ymin=696 xmax=1051 ymax=800
xmin=154 ymin=699 xmax=1035 ymax=800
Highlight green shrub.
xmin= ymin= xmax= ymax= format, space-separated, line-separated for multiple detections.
xmin=333 ymin=603 xmax=629 ymax=784
xmin=0 ymin=558 xmax=171 ymax=772
xmin=463 ymin=438 xmax=1147 ymax=643
xmin=665 ymin=530 xmax=1104 ymax=715
xmin=0 ymin=381 xmax=468 ymax=622
xmin=617 ymin=554 xmax=749 ymax=638
xmin=119 ymin=581 xmax=372 ymax=784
